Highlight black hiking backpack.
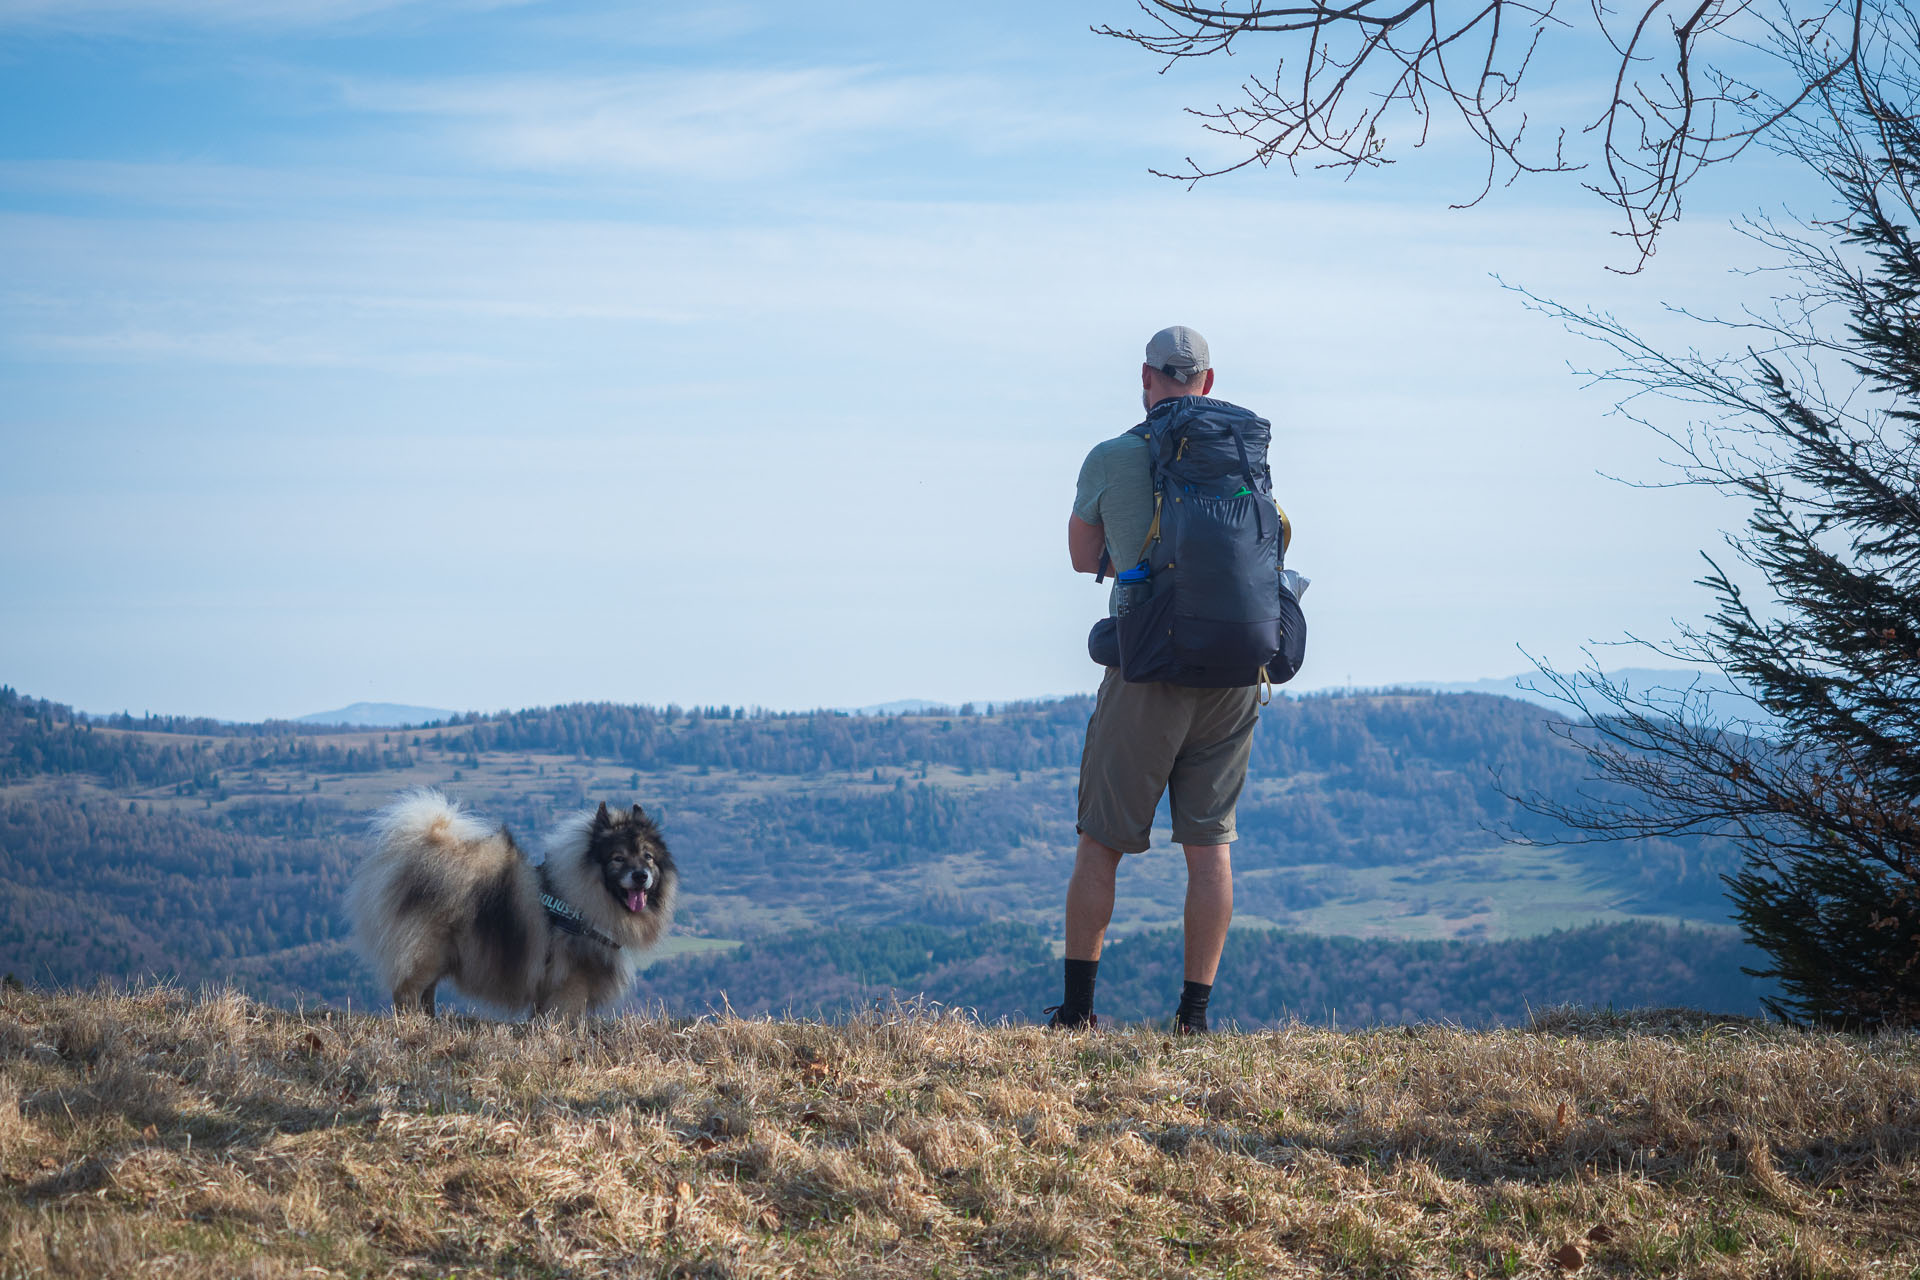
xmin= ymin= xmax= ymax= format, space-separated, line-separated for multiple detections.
xmin=1088 ymin=395 xmax=1307 ymax=689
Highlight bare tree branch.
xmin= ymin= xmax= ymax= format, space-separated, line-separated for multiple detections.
xmin=1098 ymin=0 xmax=1870 ymax=268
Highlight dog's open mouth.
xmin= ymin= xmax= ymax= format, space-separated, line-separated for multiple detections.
xmin=624 ymin=888 xmax=648 ymax=913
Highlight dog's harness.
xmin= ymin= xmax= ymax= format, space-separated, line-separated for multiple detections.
xmin=537 ymin=873 xmax=621 ymax=951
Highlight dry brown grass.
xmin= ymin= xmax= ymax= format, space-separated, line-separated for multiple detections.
xmin=1 ymin=986 xmax=1916 ymax=1279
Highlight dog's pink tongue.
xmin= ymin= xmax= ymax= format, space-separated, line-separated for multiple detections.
xmin=625 ymin=888 xmax=647 ymax=913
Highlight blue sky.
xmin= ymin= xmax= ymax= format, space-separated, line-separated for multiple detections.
xmin=0 ymin=0 xmax=1815 ymax=720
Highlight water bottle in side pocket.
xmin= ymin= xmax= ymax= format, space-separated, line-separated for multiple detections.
xmin=1114 ymin=561 xmax=1153 ymax=616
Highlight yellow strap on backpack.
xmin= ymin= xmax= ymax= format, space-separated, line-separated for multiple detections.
xmin=1136 ymin=491 xmax=1163 ymax=565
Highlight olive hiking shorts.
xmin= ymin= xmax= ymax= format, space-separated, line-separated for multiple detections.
xmin=1076 ymin=666 xmax=1261 ymax=855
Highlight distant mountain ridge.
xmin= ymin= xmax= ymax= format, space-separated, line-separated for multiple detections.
xmin=295 ymin=702 xmax=456 ymax=727
xmin=294 ymin=698 xmax=1043 ymax=725
xmin=1402 ymin=666 xmax=1766 ymax=722
xmin=291 ymin=669 xmax=1748 ymax=730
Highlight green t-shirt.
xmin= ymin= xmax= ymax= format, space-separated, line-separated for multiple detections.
xmin=1073 ymin=432 xmax=1154 ymax=617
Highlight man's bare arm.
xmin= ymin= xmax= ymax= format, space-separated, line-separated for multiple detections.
xmin=1068 ymin=514 xmax=1106 ymax=576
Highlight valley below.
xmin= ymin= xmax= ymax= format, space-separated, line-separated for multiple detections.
xmin=0 ymin=685 xmax=1766 ymax=1025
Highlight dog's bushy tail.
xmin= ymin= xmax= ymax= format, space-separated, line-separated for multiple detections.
xmin=370 ymin=787 xmax=493 ymax=855
xmin=347 ymin=789 xmax=499 ymax=991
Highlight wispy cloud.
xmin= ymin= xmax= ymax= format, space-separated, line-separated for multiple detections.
xmin=0 ymin=0 xmax=522 ymax=28
xmin=509 ymin=2 xmax=769 ymax=50
xmin=25 ymin=326 xmax=499 ymax=373
xmin=338 ymin=66 xmax=1103 ymax=180
xmin=0 ymin=159 xmax=514 ymax=213
xmin=0 ymin=192 xmax=1746 ymax=388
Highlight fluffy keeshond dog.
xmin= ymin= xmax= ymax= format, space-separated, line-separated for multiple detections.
xmin=346 ymin=789 xmax=677 ymax=1017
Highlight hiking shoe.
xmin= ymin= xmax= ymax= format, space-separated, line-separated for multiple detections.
xmin=1043 ymin=1004 xmax=1098 ymax=1031
xmin=1174 ymin=1014 xmax=1209 ymax=1035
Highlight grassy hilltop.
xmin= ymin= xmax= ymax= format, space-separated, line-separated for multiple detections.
xmin=2 ymin=987 xmax=1915 ymax=1279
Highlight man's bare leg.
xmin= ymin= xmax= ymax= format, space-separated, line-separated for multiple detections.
xmin=1052 ymin=834 xmax=1124 ymax=1027
xmin=1065 ymin=834 xmax=1125 ymax=960
xmin=1181 ymin=844 xmax=1233 ymax=983
xmin=1173 ymin=843 xmax=1233 ymax=1032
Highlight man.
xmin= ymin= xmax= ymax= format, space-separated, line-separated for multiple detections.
xmin=1051 ymin=325 xmax=1264 ymax=1034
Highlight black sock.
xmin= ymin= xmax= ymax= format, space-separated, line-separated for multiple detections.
xmin=1062 ymin=958 xmax=1099 ymax=1017
xmin=1176 ymin=979 xmax=1212 ymax=1031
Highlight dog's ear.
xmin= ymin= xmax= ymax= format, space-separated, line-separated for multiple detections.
xmin=593 ymin=800 xmax=611 ymax=830
xmin=630 ymin=803 xmax=647 ymax=822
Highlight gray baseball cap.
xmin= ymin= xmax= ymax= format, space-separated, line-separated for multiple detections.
xmin=1145 ymin=325 xmax=1210 ymax=382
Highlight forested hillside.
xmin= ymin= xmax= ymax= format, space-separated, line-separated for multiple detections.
xmin=0 ymin=684 xmax=1759 ymax=1022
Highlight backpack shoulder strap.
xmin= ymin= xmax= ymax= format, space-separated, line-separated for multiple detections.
xmin=1128 ymin=419 xmax=1166 ymax=564
xmin=1137 ymin=493 xmax=1163 ymax=565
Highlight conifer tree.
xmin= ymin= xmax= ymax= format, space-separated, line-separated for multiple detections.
xmin=1519 ymin=23 xmax=1920 ymax=1027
